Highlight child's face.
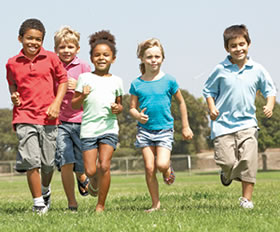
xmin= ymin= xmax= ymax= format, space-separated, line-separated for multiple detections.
xmin=226 ymin=36 xmax=250 ymax=66
xmin=91 ymin=44 xmax=115 ymax=76
xmin=56 ymin=41 xmax=80 ymax=64
xmin=18 ymin=29 xmax=43 ymax=59
xmin=141 ymin=46 xmax=163 ymax=74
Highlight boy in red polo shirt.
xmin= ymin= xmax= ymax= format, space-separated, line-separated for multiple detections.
xmin=6 ymin=18 xmax=68 ymax=214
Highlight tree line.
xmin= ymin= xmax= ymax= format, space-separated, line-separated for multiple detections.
xmin=0 ymin=89 xmax=279 ymax=160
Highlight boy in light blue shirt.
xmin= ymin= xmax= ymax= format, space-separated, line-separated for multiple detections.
xmin=203 ymin=24 xmax=276 ymax=209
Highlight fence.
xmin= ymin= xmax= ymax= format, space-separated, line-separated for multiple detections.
xmin=0 ymin=149 xmax=280 ymax=176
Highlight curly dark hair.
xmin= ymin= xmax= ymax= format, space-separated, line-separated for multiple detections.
xmin=19 ymin=18 xmax=46 ymax=39
xmin=89 ymin=30 xmax=117 ymax=56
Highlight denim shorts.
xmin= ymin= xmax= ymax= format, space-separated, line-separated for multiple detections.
xmin=135 ymin=126 xmax=174 ymax=151
xmin=15 ymin=124 xmax=57 ymax=173
xmin=55 ymin=121 xmax=84 ymax=172
xmin=81 ymin=133 xmax=118 ymax=151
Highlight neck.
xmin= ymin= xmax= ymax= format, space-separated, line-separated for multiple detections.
xmin=230 ymin=57 xmax=248 ymax=69
xmin=141 ymin=70 xmax=164 ymax=81
xmin=93 ymin=70 xmax=111 ymax=77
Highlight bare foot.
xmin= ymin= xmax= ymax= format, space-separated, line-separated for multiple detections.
xmin=144 ymin=207 xmax=160 ymax=213
xmin=95 ymin=204 xmax=105 ymax=213
xmin=145 ymin=202 xmax=160 ymax=213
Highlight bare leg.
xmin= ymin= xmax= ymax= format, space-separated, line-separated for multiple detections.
xmin=27 ymin=168 xmax=42 ymax=198
xmin=242 ymin=181 xmax=254 ymax=201
xmin=156 ymin=146 xmax=171 ymax=179
xmin=142 ymin=146 xmax=160 ymax=211
xmin=41 ymin=170 xmax=54 ymax=188
xmin=61 ymin=163 xmax=77 ymax=207
xmin=95 ymin=143 xmax=114 ymax=212
xmin=83 ymin=148 xmax=98 ymax=186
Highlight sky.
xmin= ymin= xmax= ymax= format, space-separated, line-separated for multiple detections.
xmin=1 ymin=0 xmax=279 ymax=109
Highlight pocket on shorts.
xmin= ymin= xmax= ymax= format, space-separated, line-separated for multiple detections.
xmin=45 ymin=125 xmax=58 ymax=141
xmin=16 ymin=124 xmax=28 ymax=140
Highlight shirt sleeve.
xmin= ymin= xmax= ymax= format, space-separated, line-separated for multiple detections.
xmin=53 ymin=55 xmax=68 ymax=84
xmin=258 ymin=66 xmax=277 ymax=98
xmin=75 ymin=73 xmax=84 ymax=93
xmin=116 ymin=78 xmax=124 ymax=97
xmin=129 ymin=81 xmax=137 ymax=96
xmin=169 ymin=76 xmax=179 ymax=95
xmin=203 ymin=66 xmax=220 ymax=99
xmin=6 ymin=63 xmax=16 ymax=86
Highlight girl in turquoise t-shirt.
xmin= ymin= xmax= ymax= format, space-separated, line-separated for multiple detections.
xmin=72 ymin=30 xmax=124 ymax=212
xmin=129 ymin=38 xmax=193 ymax=212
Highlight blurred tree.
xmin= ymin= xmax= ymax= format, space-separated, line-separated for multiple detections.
xmin=0 ymin=109 xmax=17 ymax=160
xmin=256 ymin=92 xmax=280 ymax=152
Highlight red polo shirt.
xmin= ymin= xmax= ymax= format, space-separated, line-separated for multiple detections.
xmin=6 ymin=47 xmax=68 ymax=126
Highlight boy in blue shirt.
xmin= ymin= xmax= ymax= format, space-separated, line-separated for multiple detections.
xmin=203 ymin=24 xmax=276 ymax=209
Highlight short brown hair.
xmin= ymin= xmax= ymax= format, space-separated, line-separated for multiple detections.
xmin=223 ymin=24 xmax=251 ymax=50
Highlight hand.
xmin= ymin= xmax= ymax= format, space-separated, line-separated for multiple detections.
xmin=182 ymin=127 xmax=193 ymax=140
xmin=11 ymin=92 xmax=21 ymax=106
xmin=263 ymin=105 xmax=273 ymax=118
xmin=68 ymin=78 xmax=77 ymax=90
xmin=46 ymin=101 xmax=60 ymax=120
xmin=82 ymin=85 xmax=91 ymax=96
xmin=138 ymin=108 xmax=149 ymax=124
xmin=111 ymin=103 xmax=120 ymax=114
xmin=209 ymin=106 xmax=219 ymax=120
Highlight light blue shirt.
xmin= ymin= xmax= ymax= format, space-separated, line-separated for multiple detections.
xmin=129 ymin=74 xmax=179 ymax=130
xmin=203 ymin=56 xmax=276 ymax=139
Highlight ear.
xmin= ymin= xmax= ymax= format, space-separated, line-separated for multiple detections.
xmin=111 ymin=56 xmax=116 ymax=64
xmin=18 ymin=35 xmax=23 ymax=43
xmin=76 ymin=46 xmax=80 ymax=54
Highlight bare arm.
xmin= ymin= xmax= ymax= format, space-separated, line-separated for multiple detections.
xmin=111 ymin=96 xmax=123 ymax=114
xmin=71 ymin=85 xmax=91 ymax=109
xmin=206 ymin=96 xmax=219 ymax=120
xmin=46 ymin=82 xmax=68 ymax=120
xmin=129 ymin=94 xmax=149 ymax=124
xmin=174 ymin=90 xmax=193 ymax=140
xmin=9 ymin=85 xmax=21 ymax=106
xmin=263 ymin=95 xmax=276 ymax=118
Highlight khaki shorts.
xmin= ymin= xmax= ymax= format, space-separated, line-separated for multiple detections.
xmin=15 ymin=124 xmax=58 ymax=173
xmin=213 ymin=127 xmax=258 ymax=184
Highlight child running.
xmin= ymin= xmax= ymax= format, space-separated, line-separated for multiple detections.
xmin=54 ymin=26 xmax=91 ymax=211
xmin=72 ymin=30 xmax=124 ymax=212
xmin=203 ymin=24 xmax=276 ymax=209
xmin=6 ymin=18 xmax=68 ymax=214
xmin=129 ymin=38 xmax=193 ymax=212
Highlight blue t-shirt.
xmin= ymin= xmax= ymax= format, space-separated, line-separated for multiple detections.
xmin=203 ymin=56 xmax=276 ymax=139
xmin=129 ymin=74 xmax=179 ymax=130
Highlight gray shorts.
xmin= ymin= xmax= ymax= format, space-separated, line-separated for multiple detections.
xmin=135 ymin=126 xmax=174 ymax=151
xmin=213 ymin=127 xmax=258 ymax=184
xmin=15 ymin=124 xmax=58 ymax=173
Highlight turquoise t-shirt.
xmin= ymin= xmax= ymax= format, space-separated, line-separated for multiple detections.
xmin=203 ymin=56 xmax=276 ymax=139
xmin=76 ymin=72 xmax=124 ymax=138
xmin=129 ymin=74 xmax=179 ymax=130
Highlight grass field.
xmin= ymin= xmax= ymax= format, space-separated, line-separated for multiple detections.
xmin=0 ymin=171 xmax=279 ymax=232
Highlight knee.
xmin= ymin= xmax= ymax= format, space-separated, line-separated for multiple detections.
xmin=145 ymin=164 xmax=156 ymax=177
xmin=85 ymin=166 xmax=96 ymax=178
xmin=99 ymin=161 xmax=110 ymax=174
xmin=156 ymin=162 xmax=169 ymax=173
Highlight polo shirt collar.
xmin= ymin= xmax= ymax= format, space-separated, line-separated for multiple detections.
xmin=223 ymin=55 xmax=254 ymax=68
xmin=64 ymin=56 xmax=80 ymax=68
xmin=18 ymin=47 xmax=47 ymax=60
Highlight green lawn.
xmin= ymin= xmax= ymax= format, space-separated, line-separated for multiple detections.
xmin=0 ymin=171 xmax=279 ymax=232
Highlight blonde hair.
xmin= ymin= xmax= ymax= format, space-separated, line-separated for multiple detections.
xmin=54 ymin=26 xmax=80 ymax=50
xmin=137 ymin=38 xmax=165 ymax=74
